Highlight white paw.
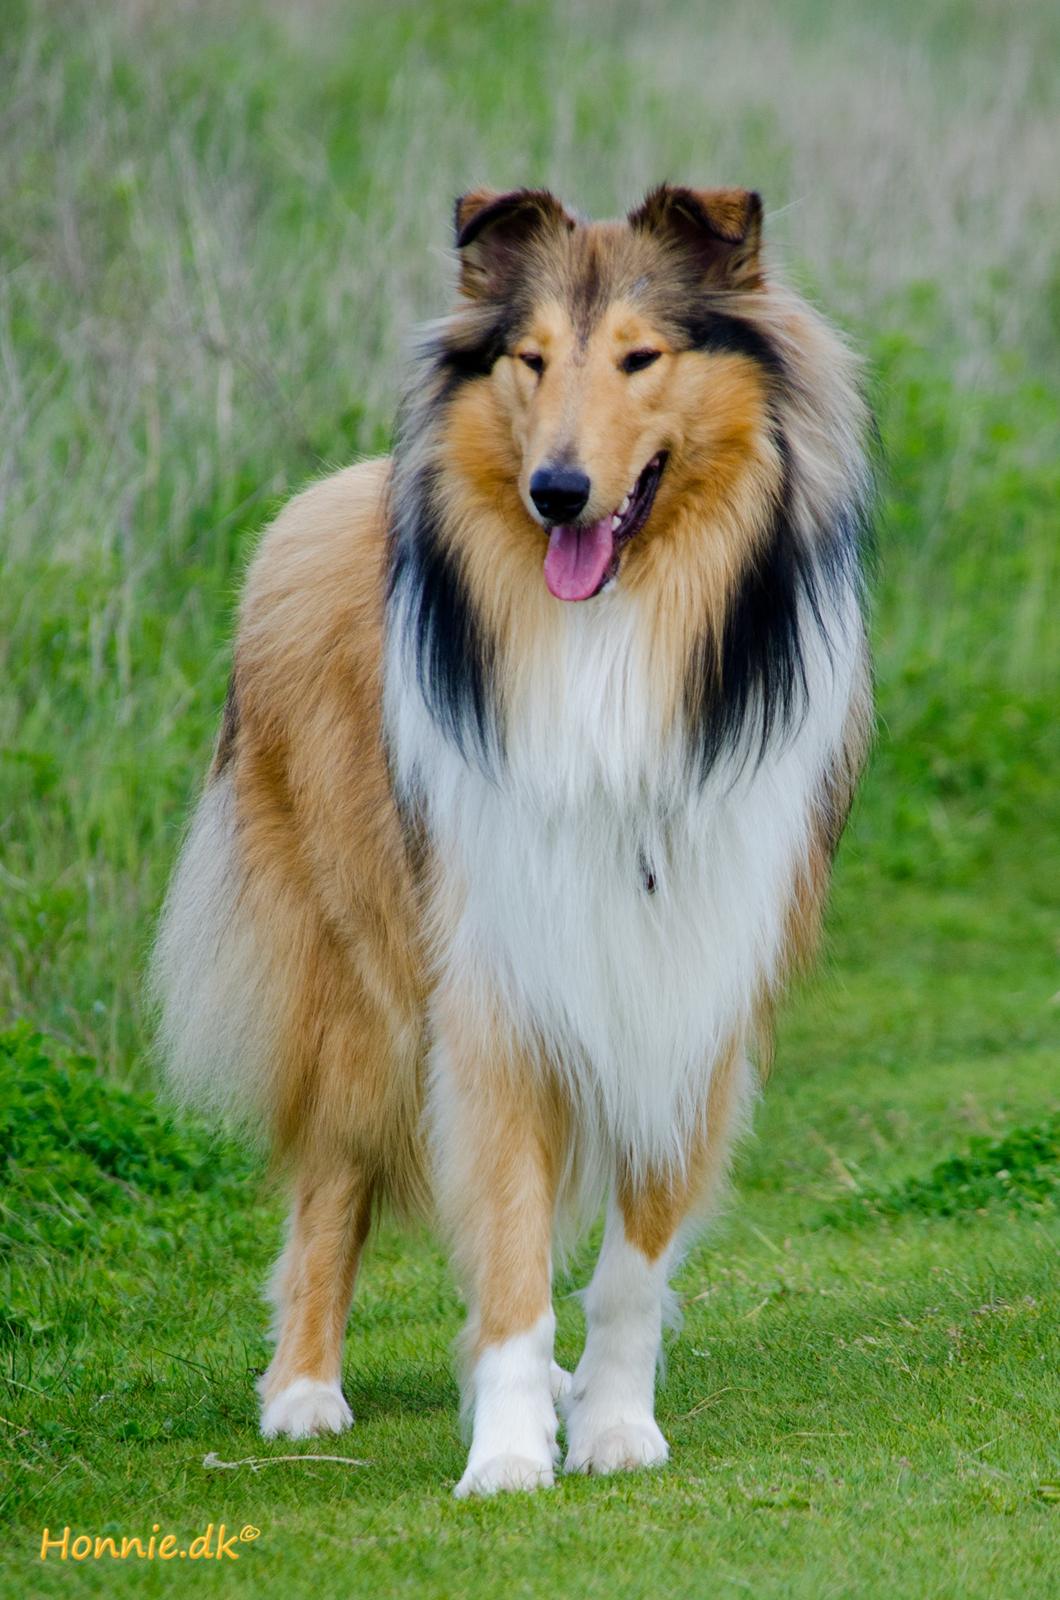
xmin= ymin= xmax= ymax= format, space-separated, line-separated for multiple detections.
xmin=565 ymin=1418 xmax=669 ymax=1476
xmin=550 ymin=1361 xmax=573 ymax=1405
xmin=259 ymin=1377 xmax=353 ymax=1440
xmin=454 ymin=1453 xmax=555 ymax=1498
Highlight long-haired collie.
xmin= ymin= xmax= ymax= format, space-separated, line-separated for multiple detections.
xmin=152 ymin=184 xmax=872 ymax=1496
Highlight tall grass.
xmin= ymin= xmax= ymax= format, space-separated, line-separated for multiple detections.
xmin=1 ymin=0 xmax=1057 ymax=1078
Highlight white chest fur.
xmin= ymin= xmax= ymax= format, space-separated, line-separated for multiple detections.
xmin=386 ymin=586 xmax=860 ymax=1168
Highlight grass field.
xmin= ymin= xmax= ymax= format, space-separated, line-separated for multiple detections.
xmin=1 ymin=0 xmax=1058 ymax=1595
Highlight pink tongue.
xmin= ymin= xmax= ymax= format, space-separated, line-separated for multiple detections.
xmin=543 ymin=518 xmax=615 ymax=602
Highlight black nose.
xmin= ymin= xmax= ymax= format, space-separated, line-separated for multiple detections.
xmin=529 ymin=466 xmax=591 ymax=523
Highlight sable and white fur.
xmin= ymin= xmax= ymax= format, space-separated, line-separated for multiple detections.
xmin=151 ymin=184 xmax=872 ymax=1495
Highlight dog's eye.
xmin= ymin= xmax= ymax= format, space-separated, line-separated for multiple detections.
xmin=621 ymin=349 xmax=662 ymax=374
xmin=518 ymin=352 xmax=545 ymax=374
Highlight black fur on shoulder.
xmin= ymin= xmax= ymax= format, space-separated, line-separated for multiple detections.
xmin=387 ymin=461 xmax=501 ymax=771
xmin=386 ymin=307 xmax=523 ymax=770
xmin=684 ymin=431 xmax=866 ymax=779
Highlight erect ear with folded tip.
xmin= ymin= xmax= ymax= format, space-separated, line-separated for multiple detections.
xmin=452 ymin=187 xmax=576 ymax=300
xmin=628 ymin=184 xmax=764 ymax=289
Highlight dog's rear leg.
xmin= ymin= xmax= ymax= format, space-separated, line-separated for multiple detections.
xmin=564 ymin=1045 xmax=752 ymax=1475
xmin=432 ymin=1017 xmax=565 ymax=1498
xmin=259 ymin=1162 xmax=374 ymax=1439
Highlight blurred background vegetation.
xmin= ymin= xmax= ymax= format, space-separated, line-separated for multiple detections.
xmin=0 ymin=2 xmax=1057 ymax=1595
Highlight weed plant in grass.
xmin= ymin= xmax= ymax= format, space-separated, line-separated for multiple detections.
xmin=821 ymin=1111 xmax=1060 ymax=1226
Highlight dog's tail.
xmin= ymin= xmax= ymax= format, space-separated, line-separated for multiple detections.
xmin=149 ymin=768 xmax=280 ymax=1137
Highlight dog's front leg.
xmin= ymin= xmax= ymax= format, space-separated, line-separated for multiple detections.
xmin=562 ymin=1193 xmax=673 ymax=1475
xmin=258 ymin=1161 xmax=374 ymax=1439
xmin=565 ymin=1044 xmax=751 ymax=1475
xmin=430 ymin=1006 xmax=565 ymax=1498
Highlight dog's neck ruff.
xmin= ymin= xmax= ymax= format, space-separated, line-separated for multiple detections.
xmin=386 ymin=444 xmax=866 ymax=787
xmin=384 ymin=510 xmax=864 ymax=1172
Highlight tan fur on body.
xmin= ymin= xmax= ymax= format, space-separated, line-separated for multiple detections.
xmin=232 ymin=462 xmax=424 ymax=1178
xmin=153 ymin=184 xmax=872 ymax=1480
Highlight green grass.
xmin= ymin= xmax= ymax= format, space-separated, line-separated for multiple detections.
xmin=1 ymin=0 xmax=1058 ymax=1595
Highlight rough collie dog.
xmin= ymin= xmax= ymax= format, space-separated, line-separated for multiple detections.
xmin=152 ymin=184 xmax=872 ymax=1497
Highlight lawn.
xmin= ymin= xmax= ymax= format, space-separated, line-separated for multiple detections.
xmin=1 ymin=1 xmax=1058 ymax=1596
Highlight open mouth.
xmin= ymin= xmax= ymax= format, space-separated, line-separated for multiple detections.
xmin=543 ymin=452 xmax=667 ymax=603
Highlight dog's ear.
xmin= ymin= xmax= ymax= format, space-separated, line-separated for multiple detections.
xmin=453 ymin=187 xmax=575 ymax=300
xmin=629 ymin=185 xmax=763 ymax=289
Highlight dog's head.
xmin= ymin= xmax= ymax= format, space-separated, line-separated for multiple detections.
xmin=438 ymin=184 xmax=776 ymax=601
